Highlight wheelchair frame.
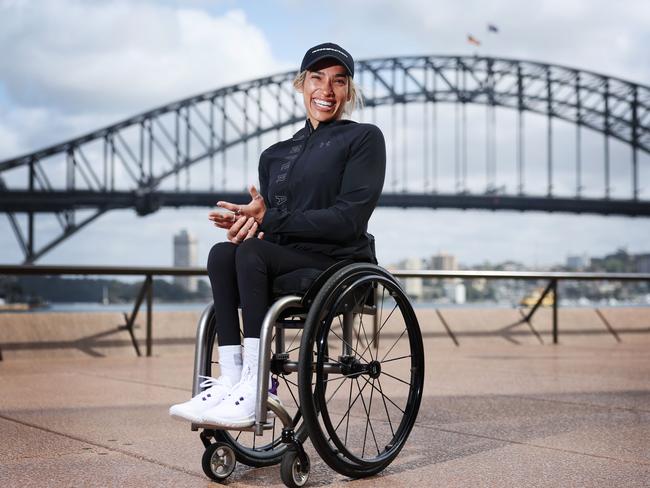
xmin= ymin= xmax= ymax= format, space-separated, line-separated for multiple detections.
xmin=190 ymin=262 xmax=424 ymax=487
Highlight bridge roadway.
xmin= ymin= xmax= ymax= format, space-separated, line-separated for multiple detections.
xmin=1 ymin=337 xmax=648 ymax=486
xmin=2 ymin=190 xmax=650 ymax=216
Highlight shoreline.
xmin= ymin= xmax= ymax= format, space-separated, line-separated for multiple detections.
xmin=2 ymin=299 xmax=649 ymax=314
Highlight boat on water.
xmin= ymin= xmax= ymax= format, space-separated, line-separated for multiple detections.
xmin=0 ymin=297 xmax=49 ymax=312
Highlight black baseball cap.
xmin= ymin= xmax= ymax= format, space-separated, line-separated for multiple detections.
xmin=300 ymin=42 xmax=354 ymax=78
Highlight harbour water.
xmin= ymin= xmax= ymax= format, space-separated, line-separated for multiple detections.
xmin=13 ymin=297 xmax=650 ymax=313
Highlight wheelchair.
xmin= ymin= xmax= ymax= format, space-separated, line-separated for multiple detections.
xmin=190 ymin=260 xmax=424 ymax=487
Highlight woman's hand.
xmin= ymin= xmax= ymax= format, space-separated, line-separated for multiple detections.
xmin=216 ymin=185 xmax=266 ymax=225
xmin=225 ymin=216 xmax=265 ymax=244
xmin=208 ymin=208 xmax=237 ymax=230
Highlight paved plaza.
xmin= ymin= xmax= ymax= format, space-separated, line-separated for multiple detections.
xmin=1 ymin=336 xmax=649 ymax=487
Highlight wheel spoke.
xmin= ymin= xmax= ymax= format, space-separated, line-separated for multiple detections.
xmin=380 ymin=370 xmax=412 ymax=387
xmin=329 ymin=327 xmax=370 ymax=362
xmin=380 ymin=327 xmax=408 ymax=363
xmin=344 ymin=376 xmax=354 ymax=446
xmin=286 ymin=329 xmax=301 ymax=352
xmin=376 ymin=377 xmax=395 ymax=437
xmin=354 ymin=286 xmax=375 ymax=361
xmin=357 ymin=377 xmax=380 ymax=457
xmin=377 ymin=286 xmax=386 ymax=339
xmin=358 ymin=309 xmax=375 ymax=362
xmin=281 ymin=375 xmax=300 ymax=407
xmin=285 ymin=344 xmax=301 ymax=355
xmin=331 ymin=376 xmax=372 ymax=435
xmin=281 ymin=375 xmax=298 ymax=388
xmin=359 ymin=302 xmax=398 ymax=359
xmin=381 ymin=354 xmax=412 ymax=364
xmin=320 ymin=374 xmax=348 ymax=385
xmin=360 ymin=378 xmax=368 ymax=457
xmin=358 ymin=374 xmax=406 ymax=415
xmin=325 ymin=374 xmax=349 ymax=403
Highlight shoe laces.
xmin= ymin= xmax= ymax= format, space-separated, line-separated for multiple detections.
xmin=198 ymin=375 xmax=228 ymax=390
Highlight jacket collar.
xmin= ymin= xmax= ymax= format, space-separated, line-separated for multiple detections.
xmin=293 ymin=118 xmax=351 ymax=141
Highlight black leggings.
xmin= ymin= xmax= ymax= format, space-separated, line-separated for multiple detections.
xmin=207 ymin=238 xmax=336 ymax=346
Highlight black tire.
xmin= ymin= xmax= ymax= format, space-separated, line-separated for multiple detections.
xmin=298 ymin=263 xmax=425 ymax=478
xmin=280 ymin=451 xmax=310 ymax=488
xmin=201 ymin=310 xmax=308 ymax=467
xmin=201 ymin=442 xmax=236 ymax=481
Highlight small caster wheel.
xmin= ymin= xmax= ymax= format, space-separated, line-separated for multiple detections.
xmin=280 ymin=450 xmax=310 ymax=488
xmin=202 ymin=442 xmax=236 ymax=481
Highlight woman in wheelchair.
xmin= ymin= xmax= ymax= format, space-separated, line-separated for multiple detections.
xmin=170 ymin=42 xmax=386 ymax=429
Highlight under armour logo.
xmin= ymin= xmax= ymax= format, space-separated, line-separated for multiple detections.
xmin=275 ymin=195 xmax=287 ymax=206
xmin=319 ymin=140 xmax=331 ymax=148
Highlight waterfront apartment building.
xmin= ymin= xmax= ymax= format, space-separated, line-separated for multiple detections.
xmin=430 ymin=252 xmax=458 ymax=270
xmin=173 ymin=230 xmax=198 ymax=292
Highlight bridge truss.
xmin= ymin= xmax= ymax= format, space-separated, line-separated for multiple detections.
xmin=0 ymin=55 xmax=649 ymax=262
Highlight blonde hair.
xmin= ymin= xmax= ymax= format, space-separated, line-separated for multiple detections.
xmin=293 ymin=70 xmax=363 ymax=116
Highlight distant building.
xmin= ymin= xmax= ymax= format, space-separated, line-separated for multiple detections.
xmin=636 ymin=254 xmax=650 ymax=273
xmin=566 ymin=253 xmax=590 ymax=270
xmin=402 ymin=257 xmax=424 ymax=299
xmin=430 ymin=252 xmax=457 ymax=270
xmin=443 ymin=280 xmax=466 ymax=304
xmin=173 ymin=230 xmax=198 ymax=292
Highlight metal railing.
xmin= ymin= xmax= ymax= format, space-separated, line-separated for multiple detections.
xmin=0 ymin=265 xmax=648 ymax=359
xmin=392 ymin=269 xmax=650 ymax=344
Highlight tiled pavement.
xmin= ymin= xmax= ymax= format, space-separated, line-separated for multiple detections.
xmin=1 ymin=341 xmax=649 ymax=487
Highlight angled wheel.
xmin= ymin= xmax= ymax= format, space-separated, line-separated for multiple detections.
xmin=202 ymin=442 xmax=236 ymax=481
xmin=298 ymin=263 xmax=424 ymax=478
xmin=201 ymin=310 xmax=307 ymax=467
xmin=280 ymin=451 xmax=310 ymax=488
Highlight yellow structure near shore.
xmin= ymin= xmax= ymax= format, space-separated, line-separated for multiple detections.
xmin=520 ymin=288 xmax=555 ymax=307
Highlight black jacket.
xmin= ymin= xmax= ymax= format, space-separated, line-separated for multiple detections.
xmin=259 ymin=119 xmax=386 ymax=262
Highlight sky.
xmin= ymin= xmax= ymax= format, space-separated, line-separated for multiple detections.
xmin=0 ymin=0 xmax=649 ymax=268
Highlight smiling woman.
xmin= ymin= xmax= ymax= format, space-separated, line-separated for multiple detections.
xmin=292 ymin=64 xmax=362 ymax=121
xmin=169 ymin=41 xmax=386 ymax=430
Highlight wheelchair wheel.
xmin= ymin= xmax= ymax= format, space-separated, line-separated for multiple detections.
xmin=280 ymin=450 xmax=310 ymax=488
xmin=202 ymin=312 xmax=308 ymax=467
xmin=202 ymin=442 xmax=236 ymax=481
xmin=298 ymin=263 xmax=424 ymax=478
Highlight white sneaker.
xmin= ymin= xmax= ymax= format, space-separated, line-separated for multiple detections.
xmin=169 ymin=375 xmax=233 ymax=423
xmin=200 ymin=367 xmax=279 ymax=429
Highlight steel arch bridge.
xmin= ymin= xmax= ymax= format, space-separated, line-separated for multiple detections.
xmin=1 ymin=55 xmax=649 ymax=263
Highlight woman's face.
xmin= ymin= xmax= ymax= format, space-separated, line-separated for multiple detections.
xmin=301 ymin=60 xmax=350 ymax=128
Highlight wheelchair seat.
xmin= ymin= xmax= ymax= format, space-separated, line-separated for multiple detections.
xmin=271 ymin=259 xmax=354 ymax=303
xmin=271 ymin=268 xmax=322 ymax=297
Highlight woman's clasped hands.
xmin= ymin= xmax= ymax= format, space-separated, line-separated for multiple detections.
xmin=208 ymin=185 xmax=267 ymax=245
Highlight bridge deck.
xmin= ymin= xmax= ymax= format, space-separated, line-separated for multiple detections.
xmin=1 ymin=340 xmax=648 ymax=487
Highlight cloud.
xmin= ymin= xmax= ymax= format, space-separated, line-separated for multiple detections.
xmin=0 ymin=1 xmax=281 ymax=114
xmin=331 ymin=0 xmax=650 ymax=84
xmin=0 ymin=0 xmax=287 ymax=156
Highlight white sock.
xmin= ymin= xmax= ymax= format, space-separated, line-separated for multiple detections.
xmin=242 ymin=337 xmax=260 ymax=378
xmin=242 ymin=337 xmax=273 ymax=389
xmin=218 ymin=344 xmax=242 ymax=384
